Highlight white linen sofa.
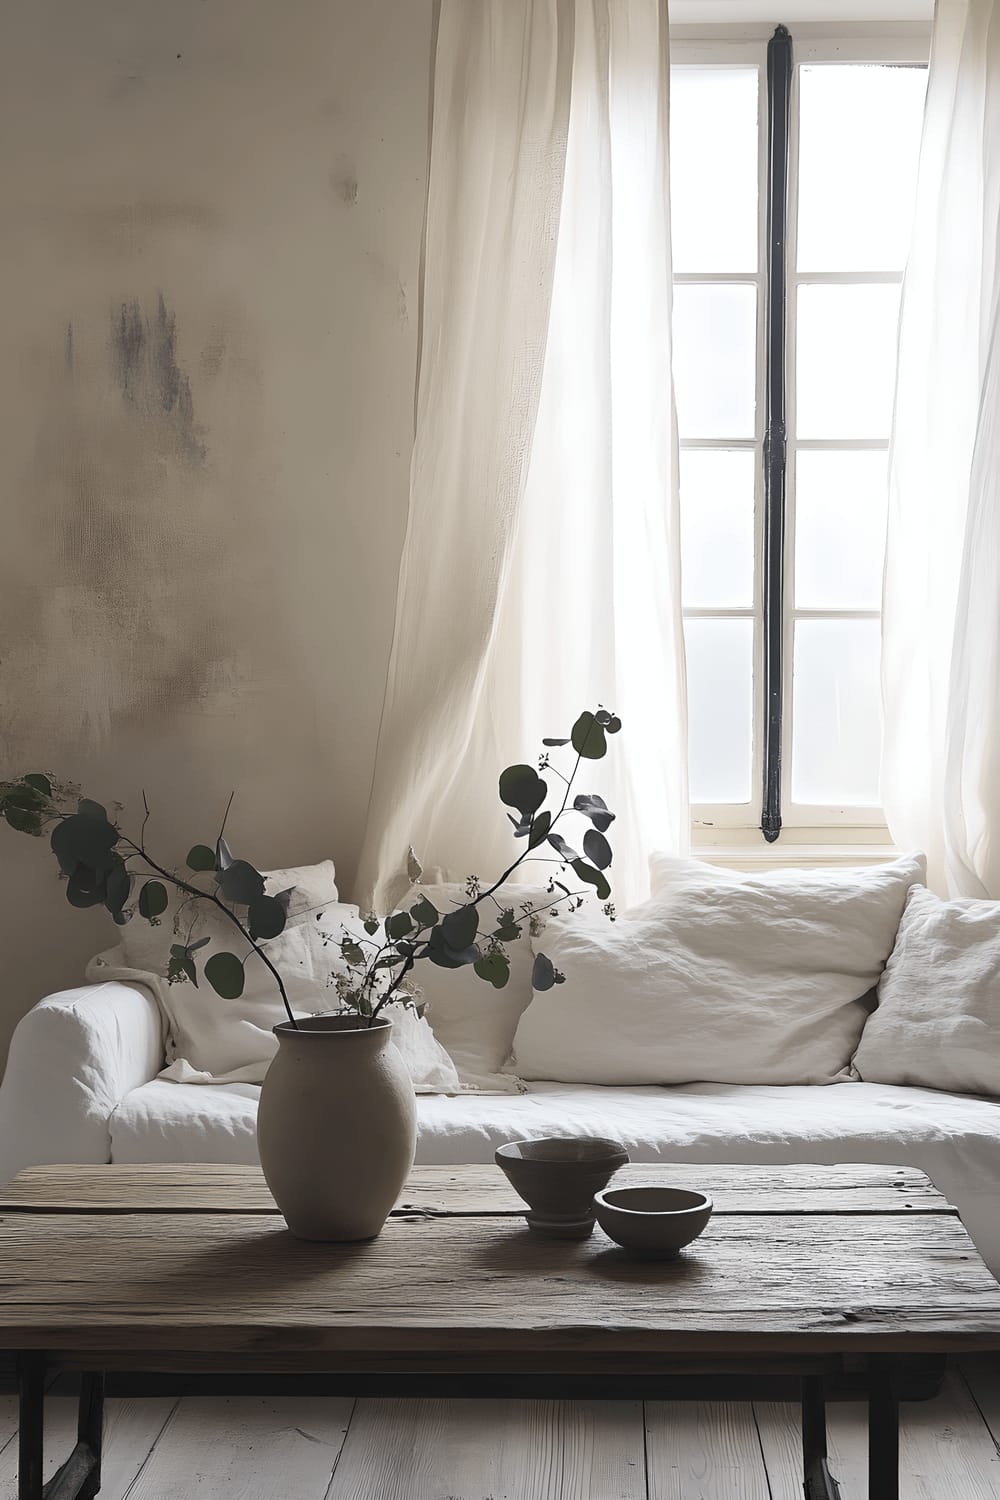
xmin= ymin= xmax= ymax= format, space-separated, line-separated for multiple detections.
xmin=3 ymin=977 xmax=1000 ymax=1277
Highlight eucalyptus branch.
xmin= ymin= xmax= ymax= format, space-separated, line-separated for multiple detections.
xmin=119 ymin=834 xmax=298 ymax=1030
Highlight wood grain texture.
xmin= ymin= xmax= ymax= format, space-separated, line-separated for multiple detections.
xmin=1 ymin=1209 xmax=999 ymax=1357
xmin=0 ymin=1162 xmax=948 ymax=1215
xmin=645 ymin=1399 xmax=771 ymax=1498
xmin=755 ymin=1371 xmax=1000 ymax=1498
xmin=325 ymin=1398 xmax=645 ymax=1500
xmin=0 ymin=1396 xmax=176 ymax=1500
xmin=124 ymin=1397 xmax=354 ymax=1500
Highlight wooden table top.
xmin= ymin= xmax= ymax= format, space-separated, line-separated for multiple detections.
xmin=2 ymin=1162 xmax=1000 ymax=1367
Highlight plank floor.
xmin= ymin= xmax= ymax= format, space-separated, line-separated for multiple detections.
xmin=3 ymin=1362 xmax=1000 ymax=1498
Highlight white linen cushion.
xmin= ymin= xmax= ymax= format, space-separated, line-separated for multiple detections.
xmin=853 ymin=884 xmax=1000 ymax=1095
xmin=403 ymin=882 xmax=549 ymax=1089
xmin=509 ymin=853 xmax=927 ymax=1086
xmin=92 ymin=859 xmax=459 ymax=1092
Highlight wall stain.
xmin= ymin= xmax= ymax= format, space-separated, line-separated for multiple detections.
xmin=0 ymin=298 xmax=272 ymax=753
xmin=331 ymin=156 xmax=359 ymax=207
xmin=111 ymin=295 xmax=205 ymax=462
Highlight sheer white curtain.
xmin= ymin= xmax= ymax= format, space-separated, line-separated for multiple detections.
xmin=882 ymin=0 xmax=1000 ymax=896
xmin=356 ymin=0 xmax=687 ymax=915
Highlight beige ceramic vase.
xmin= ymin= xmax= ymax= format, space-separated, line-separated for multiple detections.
xmin=257 ymin=1013 xmax=417 ymax=1241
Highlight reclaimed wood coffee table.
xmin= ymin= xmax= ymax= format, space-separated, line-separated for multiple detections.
xmin=3 ymin=1160 xmax=1000 ymax=1500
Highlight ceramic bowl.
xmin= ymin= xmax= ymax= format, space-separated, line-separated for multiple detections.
xmin=495 ymin=1136 xmax=630 ymax=1238
xmin=593 ymin=1185 xmax=713 ymax=1258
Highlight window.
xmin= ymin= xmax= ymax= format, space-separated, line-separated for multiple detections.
xmin=669 ymin=26 xmax=928 ymax=846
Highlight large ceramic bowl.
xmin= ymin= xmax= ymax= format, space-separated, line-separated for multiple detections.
xmin=593 ymin=1185 xmax=713 ymax=1258
xmin=495 ymin=1136 xmax=629 ymax=1238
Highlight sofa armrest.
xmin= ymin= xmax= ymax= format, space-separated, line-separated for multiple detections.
xmin=0 ymin=981 xmax=165 ymax=1184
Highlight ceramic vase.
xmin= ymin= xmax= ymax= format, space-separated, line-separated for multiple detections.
xmin=257 ymin=1013 xmax=417 ymax=1241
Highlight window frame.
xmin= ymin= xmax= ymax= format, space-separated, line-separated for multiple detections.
xmin=669 ymin=22 xmax=931 ymax=854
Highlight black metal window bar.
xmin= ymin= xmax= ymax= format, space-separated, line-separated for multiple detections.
xmin=761 ymin=23 xmax=793 ymax=843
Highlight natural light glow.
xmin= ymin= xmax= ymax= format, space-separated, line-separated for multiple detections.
xmin=792 ymin=619 xmax=882 ymax=805
xmin=680 ymin=449 xmax=756 ymax=609
xmin=673 ymin=283 xmax=757 ymax=439
xmin=797 ymin=65 xmax=927 ymax=273
xmin=670 ymin=67 xmax=759 ymax=273
xmin=685 ymin=618 xmax=754 ymax=804
xmin=796 ymin=283 xmax=902 ymax=439
xmin=795 ymin=451 xmax=889 ymax=611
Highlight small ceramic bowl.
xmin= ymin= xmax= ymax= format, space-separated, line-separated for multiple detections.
xmin=495 ymin=1136 xmax=629 ymax=1238
xmin=593 ymin=1185 xmax=713 ymax=1258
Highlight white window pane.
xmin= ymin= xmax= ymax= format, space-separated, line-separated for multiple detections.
xmin=796 ymin=284 xmax=901 ymax=439
xmin=797 ymin=65 xmax=927 ymax=273
xmin=795 ymin=451 xmax=889 ymax=610
xmin=791 ymin=619 xmax=882 ymax=806
xmin=680 ymin=449 xmax=755 ymax=608
xmin=673 ymin=284 xmax=757 ymax=439
xmin=685 ymin=618 xmax=754 ymax=804
xmin=670 ymin=66 xmax=759 ymax=273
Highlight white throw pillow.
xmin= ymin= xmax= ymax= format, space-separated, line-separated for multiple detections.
xmin=853 ymin=885 xmax=1000 ymax=1096
xmin=91 ymin=859 xmax=460 ymax=1092
xmin=509 ymin=853 xmax=927 ymax=1086
xmin=401 ymin=882 xmax=550 ymax=1088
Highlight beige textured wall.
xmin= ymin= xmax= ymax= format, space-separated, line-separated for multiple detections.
xmin=0 ymin=0 xmax=434 ymax=1066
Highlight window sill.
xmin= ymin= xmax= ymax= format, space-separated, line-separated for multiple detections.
xmin=691 ymin=843 xmax=900 ymax=873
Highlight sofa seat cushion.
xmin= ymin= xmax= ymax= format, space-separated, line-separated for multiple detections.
xmin=109 ymin=1077 xmax=1000 ymax=1273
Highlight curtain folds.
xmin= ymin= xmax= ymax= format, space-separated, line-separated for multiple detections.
xmin=882 ymin=0 xmax=1000 ymax=896
xmin=356 ymin=0 xmax=687 ymax=914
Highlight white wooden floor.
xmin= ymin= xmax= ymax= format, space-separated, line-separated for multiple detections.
xmin=3 ymin=1363 xmax=1000 ymax=1498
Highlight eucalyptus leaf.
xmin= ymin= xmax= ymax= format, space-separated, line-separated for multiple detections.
xmin=541 ymin=737 xmax=570 ymax=747
xmin=248 ymin=894 xmax=287 ymax=941
xmin=474 ymin=950 xmax=510 ymax=989
xmin=571 ymin=858 xmax=611 ymax=903
xmin=23 ymin=774 xmax=52 ymax=796
xmin=583 ymin=828 xmax=612 ymax=870
xmin=138 ymin=881 xmax=169 ymax=920
xmin=528 ymin=810 xmax=552 ymax=849
xmin=51 ymin=814 xmax=119 ymax=877
xmin=363 ymin=916 xmax=381 ymax=936
xmin=410 ymin=895 xmax=438 ymax=927
xmin=104 ymin=861 xmax=132 ymax=915
xmin=547 ymin=832 xmax=580 ymax=863
xmin=532 ymin=952 xmax=557 ymax=992
xmin=3 ymin=805 xmax=41 ymax=835
xmin=387 ymin=911 xmax=413 ymax=940
xmin=215 ymin=836 xmax=234 ymax=872
xmin=426 ymin=925 xmax=481 ymax=969
xmin=78 ymin=798 xmax=108 ymax=821
xmin=572 ymin=793 xmax=616 ymax=833
xmin=217 ymin=859 xmax=265 ymax=906
xmin=66 ymin=865 xmax=106 ymax=908
xmin=204 ymin=951 xmax=246 ymax=1000
xmin=187 ymin=936 xmax=211 ymax=953
xmin=498 ymin=764 xmax=547 ymax=817
xmin=186 ymin=844 xmax=216 ymax=872
xmin=571 ymin=711 xmax=607 ymax=760
xmin=441 ymin=904 xmax=479 ymax=951
xmin=4 ymin=786 xmax=45 ymax=812
xmin=606 ymin=715 xmax=622 ymax=733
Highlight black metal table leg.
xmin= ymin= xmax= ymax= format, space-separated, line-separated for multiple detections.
xmin=869 ymin=1357 xmax=900 ymax=1500
xmin=802 ymin=1376 xmax=842 ymax=1499
xmin=17 ymin=1354 xmax=46 ymax=1500
xmin=16 ymin=1356 xmax=105 ymax=1500
xmin=75 ymin=1373 xmax=105 ymax=1500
